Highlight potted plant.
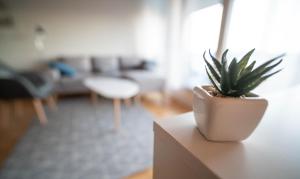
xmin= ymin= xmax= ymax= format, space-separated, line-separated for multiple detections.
xmin=193 ymin=49 xmax=284 ymax=142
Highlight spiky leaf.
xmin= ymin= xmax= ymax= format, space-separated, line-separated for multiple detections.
xmin=247 ymin=54 xmax=284 ymax=76
xmin=203 ymin=49 xmax=284 ymax=97
xmin=238 ymin=48 xmax=255 ymax=75
xmin=221 ymin=49 xmax=229 ymax=65
xmin=205 ymin=67 xmax=222 ymax=93
xmin=240 ymin=61 xmax=256 ymax=78
xmin=220 ymin=59 xmax=230 ymax=93
xmin=234 ymin=69 xmax=282 ymax=96
xmin=228 ymin=58 xmax=238 ymax=87
xmin=204 ymin=51 xmax=221 ymax=82
xmin=208 ymin=49 xmax=222 ymax=74
xmin=238 ymin=59 xmax=283 ymax=88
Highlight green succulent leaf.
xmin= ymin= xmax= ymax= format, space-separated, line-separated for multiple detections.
xmin=228 ymin=58 xmax=238 ymax=87
xmin=220 ymin=60 xmax=231 ymax=94
xmin=238 ymin=48 xmax=255 ymax=75
xmin=261 ymin=69 xmax=282 ymax=79
xmin=221 ymin=49 xmax=229 ymax=66
xmin=205 ymin=67 xmax=222 ymax=93
xmin=248 ymin=54 xmax=284 ymax=76
xmin=269 ymin=53 xmax=286 ymax=61
xmin=238 ymin=59 xmax=283 ymax=88
xmin=204 ymin=51 xmax=221 ymax=82
xmin=240 ymin=61 xmax=256 ymax=78
xmin=234 ymin=70 xmax=281 ymax=96
xmin=208 ymin=49 xmax=222 ymax=74
xmin=245 ymin=92 xmax=258 ymax=97
xmin=203 ymin=49 xmax=284 ymax=97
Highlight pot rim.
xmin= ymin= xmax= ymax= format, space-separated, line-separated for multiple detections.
xmin=194 ymin=85 xmax=267 ymax=101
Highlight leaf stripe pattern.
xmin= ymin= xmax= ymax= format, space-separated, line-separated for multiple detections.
xmin=203 ymin=49 xmax=284 ymax=97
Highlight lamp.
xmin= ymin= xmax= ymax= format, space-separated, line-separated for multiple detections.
xmin=34 ymin=25 xmax=46 ymax=51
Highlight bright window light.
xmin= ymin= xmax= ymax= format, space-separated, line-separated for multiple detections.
xmin=181 ymin=4 xmax=223 ymax=88
xmin=183 ymin=4 xmax=223 ymax=56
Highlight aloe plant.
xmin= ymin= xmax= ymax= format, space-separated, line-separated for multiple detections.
xmin=204 ymin=49 xmax=284 ymax=97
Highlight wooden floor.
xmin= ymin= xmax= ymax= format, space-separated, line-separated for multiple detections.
xmin=141 ymin=93 xmax=191 ymax=119
xmin=0 ymin=92 xmax=192 ymax=178
xmin=0 ymin=100 xmax=35 ymax=167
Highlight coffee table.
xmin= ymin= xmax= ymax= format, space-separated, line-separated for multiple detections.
xmin=84 ymin=77 xmax=139 ymax=129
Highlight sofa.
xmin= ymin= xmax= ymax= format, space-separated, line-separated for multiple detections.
xmin=46 ymin=56 xmax=166 ymax=96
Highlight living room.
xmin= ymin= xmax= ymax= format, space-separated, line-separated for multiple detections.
xmin=1 ymin=0 xmax=300 ymax=178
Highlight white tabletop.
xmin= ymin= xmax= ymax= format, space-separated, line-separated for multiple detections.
xmin=154 ymin=86 xmax=300 ymax=179
xmin=84 ymin=77 xmax=139 ymax=99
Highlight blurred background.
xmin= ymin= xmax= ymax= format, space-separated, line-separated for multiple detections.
xmin=1 ymin=0 xmax=300 ymax=92
xmin=0 ymin=0 xmax=300 ymax=178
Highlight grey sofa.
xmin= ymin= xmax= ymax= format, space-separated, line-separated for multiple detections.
xmin=47 ymin=56 xmax=166 ymax=95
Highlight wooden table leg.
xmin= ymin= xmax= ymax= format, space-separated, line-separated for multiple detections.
xmin=91 ymin=91 xmax=98 ymax=104
xmin=53 ymin=94 xmax=59 ymax=103
xmin=134 ymin=94 xmax=141 ymax=103
xmin=124 ymin=98 xmax=132 ymax=107
xmin=46 ymin=96 xmax=57 ymax=111
xmin=113 ymin=98 xmax=121 ymax=129
xmin=32 ymin=99 xmax=48 ymax=125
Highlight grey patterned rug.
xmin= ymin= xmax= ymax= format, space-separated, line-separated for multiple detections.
xmin=0 ymin=97 xmax=154 ymax=179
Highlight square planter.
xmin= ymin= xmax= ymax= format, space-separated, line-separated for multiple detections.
xmin=193 ymin=85 xmax=268 ymax=142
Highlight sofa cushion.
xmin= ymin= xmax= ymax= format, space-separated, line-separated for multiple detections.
xmin=91 ymin=56 xmax=119 ymax=74
xmin=140 ymin=60 xmax=156 ymax=71
xmin=59 ymin=72 xmax=91 ymax=84
xmin=55 ymin=72 xmax=93 ymax=94
xmin=49 ymin=62 xmax=76 ymax=77
xmin=61 ymin=56 xmax=92 ymax=73
xmin=122 ymin=70 xmax=165 ymax=92
xmin=119 ymin=56 xmax=144 ymax=70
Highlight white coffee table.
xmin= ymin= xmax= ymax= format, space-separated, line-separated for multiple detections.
xmin=84 ymin=77 xmax=139 ymax=129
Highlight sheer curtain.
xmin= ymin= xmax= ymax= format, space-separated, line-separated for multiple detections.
xmin=226 ymin=0 xmax=300 ymax=94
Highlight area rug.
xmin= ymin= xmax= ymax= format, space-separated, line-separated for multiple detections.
xmin=0 ymin=97 xmax=154 ymax=179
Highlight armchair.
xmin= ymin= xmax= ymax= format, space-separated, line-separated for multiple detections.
xmin=0 ymin=61 xmax=55 ymax=125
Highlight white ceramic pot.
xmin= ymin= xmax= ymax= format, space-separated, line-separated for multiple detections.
xmin=193 ymin=85 xmax=268 ymax=142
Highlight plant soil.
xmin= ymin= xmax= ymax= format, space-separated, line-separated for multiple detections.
xmin=206 ymin=86 xmax=246 ymax=98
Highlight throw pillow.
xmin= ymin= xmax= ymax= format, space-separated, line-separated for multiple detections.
xmin=119 ymin=56 xmax=143 ymax=70
xmin=49 ymin=62 xmax=76 ymax=77
xmin=61 ymin=56 xmax=92 ymax=73
xmin=91 ymin=56 xmax=119 ymax=74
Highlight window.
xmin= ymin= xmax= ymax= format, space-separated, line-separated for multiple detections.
xmin=226 ymin=0 xmax=300 ymax=93
xmin=182 ymin=4 xmax=223 ymax=88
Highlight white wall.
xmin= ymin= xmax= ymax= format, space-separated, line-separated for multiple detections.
xmin=0 ymin=0 xmax=169 ymax=69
